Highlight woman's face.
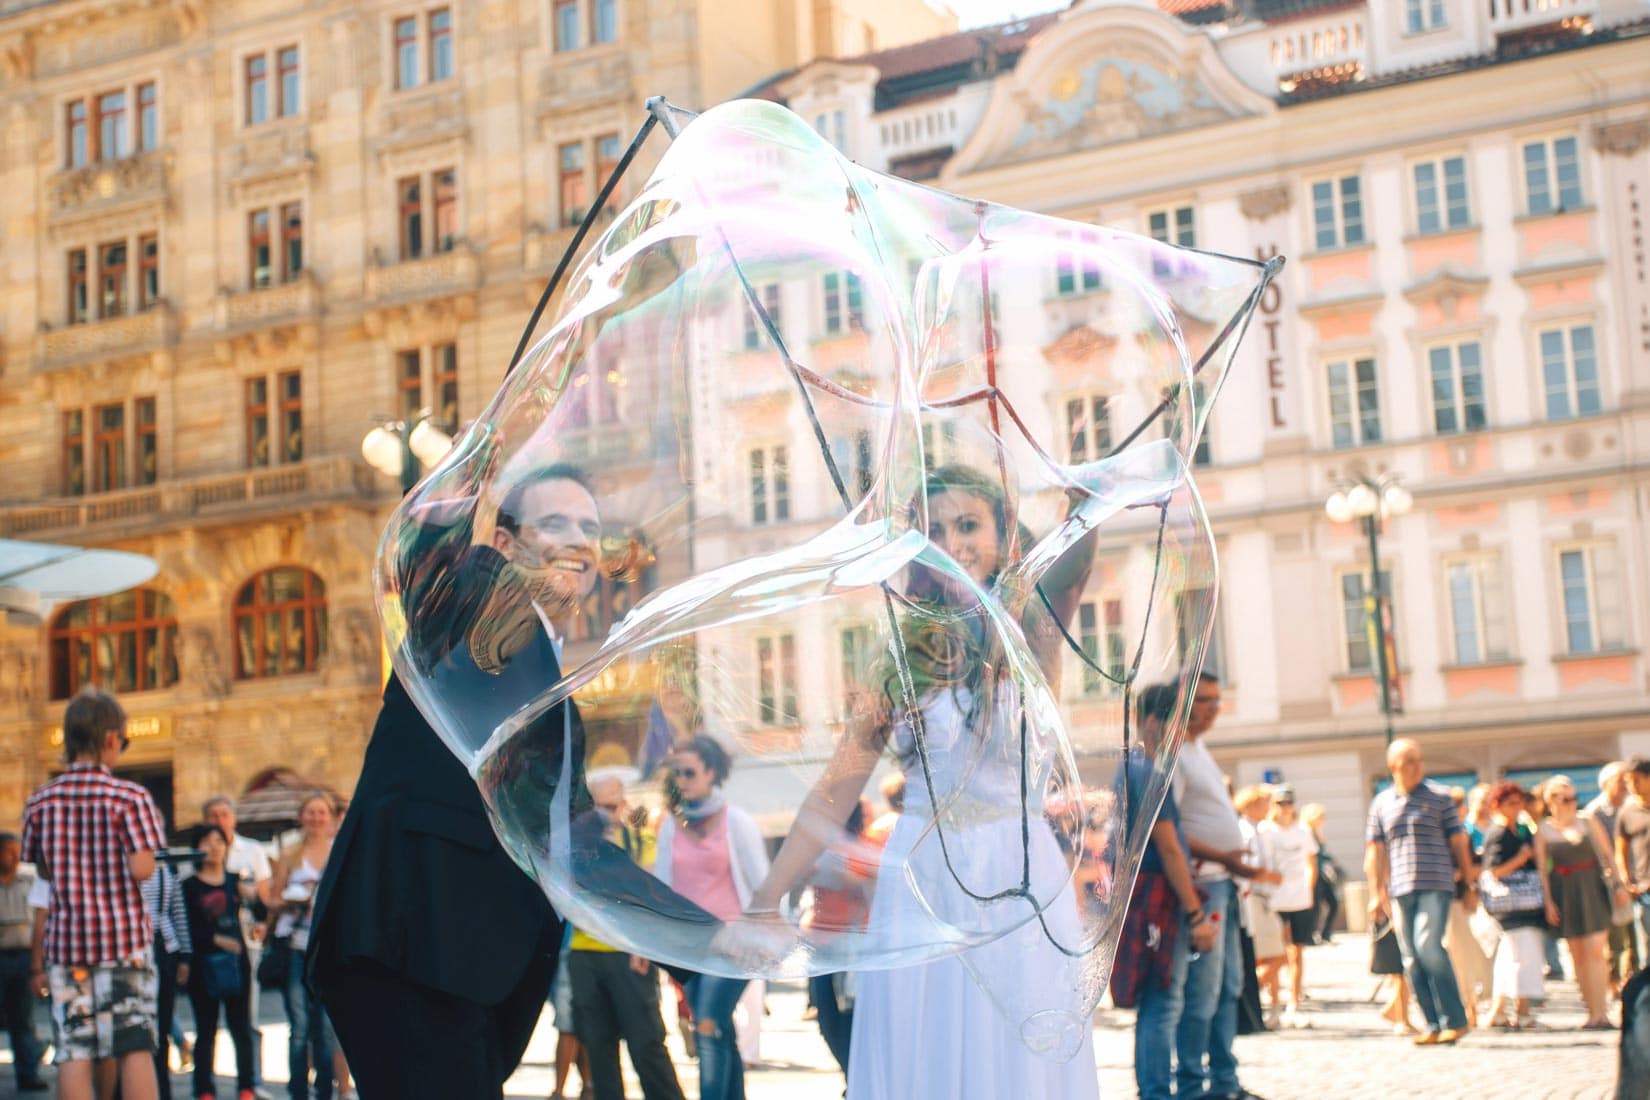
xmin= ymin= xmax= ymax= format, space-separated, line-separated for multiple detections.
xmin=673 ymin=751 xmax=715 ymax=803
xmin=201 ymin=831 xmax=227 ymax=865
xmin=1494 ymin=794 xmax=1524 ymax=822
xmin=927 ymin=489 xmax=1002 ymax=593
xmin=299 ymin=798 xmax=334 ymax=836
xmin=1545 ymin=786 xmax=1577 ymax=820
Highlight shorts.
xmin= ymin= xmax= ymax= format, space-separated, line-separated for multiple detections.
xmin=1280 ymin=908 xmax=1316 ymax=946
xmin=47 ymin=955 xmax=158 ymax=1062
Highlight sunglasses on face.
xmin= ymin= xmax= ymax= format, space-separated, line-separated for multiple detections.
xmin=1548 ymin=795 xmax=1575 ymax=804
xmin=674 ymin=767 xmax=701 ymax=780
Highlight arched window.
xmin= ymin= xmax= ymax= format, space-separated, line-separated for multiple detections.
xmin=49 ymin=588 xmax=179 ymax=700
xmin=233 ymin=567 xmax=327 ymax=679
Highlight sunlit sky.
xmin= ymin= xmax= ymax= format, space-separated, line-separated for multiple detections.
xmin=945 ymin=0 xmax=1071 ymax=30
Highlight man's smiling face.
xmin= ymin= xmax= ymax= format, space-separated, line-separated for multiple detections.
xmin=494 ymin=476 xmax=602 ymax=611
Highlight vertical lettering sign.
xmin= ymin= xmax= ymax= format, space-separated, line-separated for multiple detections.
xmin=1256 ymin=243 xmax=1288 ymax=430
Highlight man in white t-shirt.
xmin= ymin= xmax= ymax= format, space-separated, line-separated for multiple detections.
xmin=1170 ymin=672 xmax=1272 ymax=1100
xmin=1257 ymin=785 xmax=1317 ymax=1027
xmin=203 ymin=796 xmax=273 ymax=1096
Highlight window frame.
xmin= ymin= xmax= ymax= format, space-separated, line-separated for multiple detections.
xmin=48 ymin=589 xmax=180 ymax=700
xmin=1555 ymin=542 xmax=1625 ymax=657
xmin=276 ymin=46 xmax=302 ymax=118
xmin=1326 ymin=355 xmax=1381 ymax=449
xmin=137 ymin=233 xmax=160 ymax=311
xmin=748 ymin=444 xmax=790 ymax=526
xmin=755 ymin=632 xmax=798 ymax=726
xmin=1411 ymin=154 xmax=1470 ymax=235
xmin=428 ymin=7 xmax=453 ymax=83
xmin=1538 ymin=321 xmax=1601 ymax=420
xmin=63 ymin=82 xmax=159 ymax=167
xmin=1443 ymin=554 xmax=1509 ymax=666
xmin=393 ymin=14 xmax=421 ymax=90
xmin=1403 ymin=0 xmax=1446 ymax=34
xmin=1427 ymin=338 xmax=1486 ymax=435
xmin=91 ymin=401 xmax=127 ymax=493
xmin=1310 ymin=174 xmax=1365 ymax=250
xmin=280 ymin=202 xmax=304 ymax=282
xmin=245 ymin=53 xmax=270 ymax=125
xmin=1522 ymin=134 xmax=1583 ymax=217
xmin=1145 ymin=204 xmax=1196 ymax=249
xmin=233 ymin=567 xmax=329 ymax=680
xmin=1338 ymin=567 xmax=1392 ymax=674
xmin=1075 ymin=596 xmax=1126 ymax=697
xmin=558 ymin=141 xmax=588 ymax=228
xmin=1064 ymin=391 xmax=1113 ymax=465
xmin=62 ymin=410 xmax=85 ymax=496
xmin=96 ymin=240 xmax=128 ymax=320
xmin=743 ymin=282 xmax=782 ymax=351
xmin=248 ymin=209 xmax=273 ymax=288
xmin=67 ymin=247 xmax=89 ymax=325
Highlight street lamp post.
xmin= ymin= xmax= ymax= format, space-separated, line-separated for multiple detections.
xmin=1325 ymin=475 xmax=1413 ymax=745
xmin=361 ymin=411 xmax=454 ymax=495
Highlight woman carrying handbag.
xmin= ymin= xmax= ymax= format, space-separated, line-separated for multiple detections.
xmin=1478 ymin=783 xmax=1555 ymax=1029
xmin=182 ymin=825 xmax=257 ymax=1100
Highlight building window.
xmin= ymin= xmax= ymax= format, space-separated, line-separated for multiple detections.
xmin=434 ymin=342 xmax=459 ymax=428
xmin=249 ymin=210 xmax=271 ymax=287
xmin=1446 ymin=556 xmax=1508 ymax=665
xmin=1523 ymin=136 xmax=1582 ymax=216
xmin=1147 ymin=205 xmax=1195 ymax=248
xmin=1404 ymin=0 xmax=1445 ymax=33
xmin=62 ymin=410 xmax=85 ymax=496
xmin=281 ymin=203 xmax=304 ymax=280
xmin=814 ymin=109 xmax=847 ymax=152
xmin=397 ymin=349 xmax=423 ymax=418
xmin=559 ymin=142 xmax=587 ymax=227
xmin=839 ymin=624 xmax=873 ymax=692
xmin=1540 ymin=323 xmax=1600 ymax=420
xmin=66 ymin=100 xmax=88 ymax=167
xmin=135 ymin=396 xmax=157 ymax=485
xmin=234 ymin=567 xmax=328 ymax=679
xmin=246 ymin=55 xmax=268 ymax=125
xmin=246 ymin=370 xmax=302 ymax=467
xmin=394 ymin=15 xmax=419 ymax=89
xmin=48 ymin=589 xmax=180 ymax=700
xmin=822 ymin=272 xmax=863 ymax=336
xmin=756 ymin=633 xmax=798 ymax=725
xmin=1175 ymin=584 xmax=1223 ymax=681
xmin=1162 ymin=381 xmax=1211 ymax=466
xmin=1429 ymin=340 xmax=1485 ymax=434
xmin=1311 ymin=175 xmax=1364 ymax=250
xmin=743 ymin=283 xmax=781 ymax=350
xmin=67 ymin=248 xmax=89 ymax=324
xmin=278 ymin=47 xmax=301 ymax=116
xmin=97 ymin=241 xmax=127 ymax=319
xmin=1056 ymin=243 xmax=1102 ymax=296
xmin=138 ymin=82 xmax=158 ymax=150
xmin=1340 ymin=570 xmax=1391 ymax=673
xmin=1413 ymin=156 xmax=1469 ymax=234
xmin=596 ymin=132 xmax=621 ymax=186
xmin=1327 ymin=357 xmax=1380 ymax=448
xmin=97 ymin=90 xmax=128 ymax=161
xmin=554 ymin=0 xmax=580 ymax=50
xmin=1077 ymin=598 xmax=1126 ymax=696
xmin=921 ymin=420 xmax=960 ymax=468
xmin=429 ymin=8 xmax=453 ymax=81
xmin=91 ymin=402 xmax=126 ymax=492
xmin=750 ymin=445 xmax=789 ymax=525
xmin=398 ymin=170 xmax=456 ymax=258
xmin=137 ymin=234 xmax=159 ymax=310
xmin=1558 ymin=545 xmax=1623 ymax=655
xmin=1065 ymin=394 xmax=1112 ymax=464
xmin=593 ymin=0 xmax=618 ymax=42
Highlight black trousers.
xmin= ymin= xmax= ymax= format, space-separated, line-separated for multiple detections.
xmin=188 ymin=964 xmax=257 ymax=1096
xmin=0 ymin=948 xmax=43 ymax=1085
xmin=151 ymin=939 xmax=179 ymax=1098
xmin=323 ymin=956 xmax=552 ymax=1100
xmin=567 ymin=951 xmax=684 ymax=1100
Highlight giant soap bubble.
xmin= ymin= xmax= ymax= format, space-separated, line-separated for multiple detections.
xmin=375 ymin=98 xmax=1279 ymax=1059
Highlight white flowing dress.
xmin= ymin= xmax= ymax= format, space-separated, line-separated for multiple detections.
xmin=846 ymin=686 xmax=1099 ymax=1100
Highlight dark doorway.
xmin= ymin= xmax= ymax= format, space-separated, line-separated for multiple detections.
xmin=115 ymin=764 xmax=176 ymax=837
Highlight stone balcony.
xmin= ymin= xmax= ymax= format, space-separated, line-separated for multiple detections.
xmin=0 ymin=454 xmax=380 ymax=540
xmin=47 ymin=152 xmax=168 ymax=234
xmin=1488 ymin=0 xmax=1596 ymax=39
xmin=214 ymin=273 xmax=322 ymax=358
xmin=34 ymin=304 xmax=175 ymax=373
xmin=365 ymin=246 xmax=481 ymax=309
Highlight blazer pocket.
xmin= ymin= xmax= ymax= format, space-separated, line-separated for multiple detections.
xmin=399 ymin=798 xmax=498 ymax=852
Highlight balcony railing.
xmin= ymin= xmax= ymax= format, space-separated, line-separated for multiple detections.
xmin=0 ymin=455 xmax=380 ymax=539
xmin=1488 ymin=0 xmax=1595 ymax=37
xmin=1270 ymin=12 xmax=1367 ymax=86
xmin=34 ymin=305 xmax=174 ymax=373
xmin=365 ymin=246 xmax=480 ymax=307
xmin=878 ymin=102 xmax=960 ymax=161
xmin=216 ymin=272 xmax=320 ymax=334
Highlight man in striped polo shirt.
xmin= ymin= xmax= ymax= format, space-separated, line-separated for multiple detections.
xmin=1365 ymin=738 xmax=1476 ymax=1045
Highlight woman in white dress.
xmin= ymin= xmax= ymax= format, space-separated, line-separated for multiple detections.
xmin=737 ymin=465 xmax=1100 ymax=1100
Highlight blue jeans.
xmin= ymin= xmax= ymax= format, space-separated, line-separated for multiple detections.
xmin=1134 ymin=913 xmax=1189 ymax=1100
xmin=1175 ymin=878 xmax=1241 ymax=1098
xmin=687 ymin=974 xmax=748 ymax=1100
xmin=285 ymin=950 xmax=335 ymax=1100
xmin=809 ymin=973 xmax=852 ymax=1078
xmin=1393 ymin=890 xmax=1467 ymax=1032
xmin=1633 ymin=896 xmax=1650 ymax=970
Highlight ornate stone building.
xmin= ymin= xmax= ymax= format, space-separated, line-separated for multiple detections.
xmin=742 ymin=0 xmax=1650 ymax=861
xmin=0 ymin=0 xmax=954 ymax=831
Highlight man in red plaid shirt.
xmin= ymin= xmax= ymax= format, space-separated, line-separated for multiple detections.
xmin=23 ymin=686 xmax=166 ymax=1100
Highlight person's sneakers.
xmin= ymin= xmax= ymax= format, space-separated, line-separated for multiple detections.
xmin=1435 ymin=1026 xmax=1470 ymax=1044
xmin=1413 ymin=1030 xmax=1441 ymax=1045
xmin=1209 ymin=1090 xmax=1268 ymax=1100
xmin=18 ymin=1081 xmax=49 ymax=1093
xmin=1281 ymin=1006 xmax=1312 ymax=1029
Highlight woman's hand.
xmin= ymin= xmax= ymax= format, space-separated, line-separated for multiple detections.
xmin=1613 ymin=886 xmax=1631 ymax=911
xmin=176 ymin=962 xmax=191 ymax=987
xmin=710 ymin=911 xmax=795 ymax=973
xmin=1544 ymin=899 xmax=1561 ymax=927
xmin=211 ymin=933 xmax=244 ymax=955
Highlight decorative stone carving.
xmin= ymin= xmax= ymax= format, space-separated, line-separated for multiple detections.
xmin=48 ymin=153 xmax=168 ymax=227
xmin=341 ymin=609 xmax=379 ymax=684
xmin=374 ymin=86 xmax=468 ymax=163
xmin=183 ymin=628 xmax=230 ymax=699
xmin=1592 ymin=118 xmax=1649 ymax=158
xmin=35 ymin=306 xmax=175 ymax=374
xmin=1239 ymin=184 xmax=1292 ymax=222
xmin=538 ymin=51 xmax=634 ymax=117
xmin=228 ymin=125 xmax=315 ymax=205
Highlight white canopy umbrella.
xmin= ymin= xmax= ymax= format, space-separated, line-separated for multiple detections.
xmin=0 ymin=538 xmax=159 ymax=626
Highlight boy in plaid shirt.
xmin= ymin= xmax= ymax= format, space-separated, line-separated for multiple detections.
xmin=22 ymin=686 xmax=166 ymax=1100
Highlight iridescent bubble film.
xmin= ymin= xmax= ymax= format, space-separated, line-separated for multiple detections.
xmin=374 ymin=99 xmax=1279 ymax=1059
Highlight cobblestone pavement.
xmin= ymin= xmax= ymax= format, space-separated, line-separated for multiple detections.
xmin=0 ymin=938 xmax=1621 ymax=1098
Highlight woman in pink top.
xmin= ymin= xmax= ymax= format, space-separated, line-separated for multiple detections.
xmin=653 ymin=737 xmax=770 ymax=1100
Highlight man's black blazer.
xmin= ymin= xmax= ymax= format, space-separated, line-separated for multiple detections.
xmin=308 ymin=670 xmax=562 ymax=1007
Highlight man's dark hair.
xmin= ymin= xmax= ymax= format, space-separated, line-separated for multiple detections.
xmin=1191 ymin=669 xmax=1220 ymax=686
xmin=1135 ymin=683 xmax=1180 ymax=726
xmin=0 ymin=831 xmax=19 ymax=849
xmin=494 ymin=462 xmax=595 ymax=536
xmin=1628 ymin=755 xmax=1650 ymax=778
xmin=680 ymin=735 xmax=732 ymax=787
xmin=62 ymin=686 xmax=125 ymax=762
xmin=198 ymin=824 xmax=229 ymax=848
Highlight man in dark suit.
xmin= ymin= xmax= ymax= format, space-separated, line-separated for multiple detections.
xmin=308 ymin=467 xmax=604 ymax=1099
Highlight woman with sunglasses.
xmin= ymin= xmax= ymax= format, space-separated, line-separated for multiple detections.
xmin=1539 ymin=775 xmax=1629 ymax=1029
xmin=653 ymin=736 xmax=769 ymax=1100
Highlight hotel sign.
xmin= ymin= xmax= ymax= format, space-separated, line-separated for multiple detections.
xmin=45 ymin=713 xmax=172 ymax=750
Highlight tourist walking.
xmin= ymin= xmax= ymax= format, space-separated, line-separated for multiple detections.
xmin=201 ymin=796 xmax=274 ymax=1094
xmin=1540 ymin=775 xmax=1627 ymax=1029
xmin=1365 ymin=738 xmax=1476 ymax=1045
xmin=1478 ymin=782 xmax=1552 ymax=1029
xmin=272 ymin=793 xmax=349 ymax=1099
xmin=182 ymin=825 xmax=258 ymax=1100
xmin=141 ymin=857 xmax=191 ymax=1098
xmin=1618 ymin=758 xmax=1650 ymax=973
xmin=1259 ymin=785 xmax=1317 ymax=1027
xmin=1300 ymin=804 xmax=1341 ymax=944
xmin=654 ymin=737 xmax=769 ymax=1100
xmin=21 ymin=687 xmax=167 ymax=1100
xmin=0 ymin=831 xmax=46 ymax=1091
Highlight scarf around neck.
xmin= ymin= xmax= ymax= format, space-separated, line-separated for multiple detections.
xmin=679 ymin=789 xmax=727 ymax=824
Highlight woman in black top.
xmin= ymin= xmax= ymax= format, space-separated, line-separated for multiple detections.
xmin=182 ymin=825 xmax=257 ymax=1100
xmin=1480 ymin=783 xmax=1556 ymax=1029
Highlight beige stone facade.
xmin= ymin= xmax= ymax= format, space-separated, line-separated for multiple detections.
xmin=0 ymin=0 xmax=953 ymax=832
